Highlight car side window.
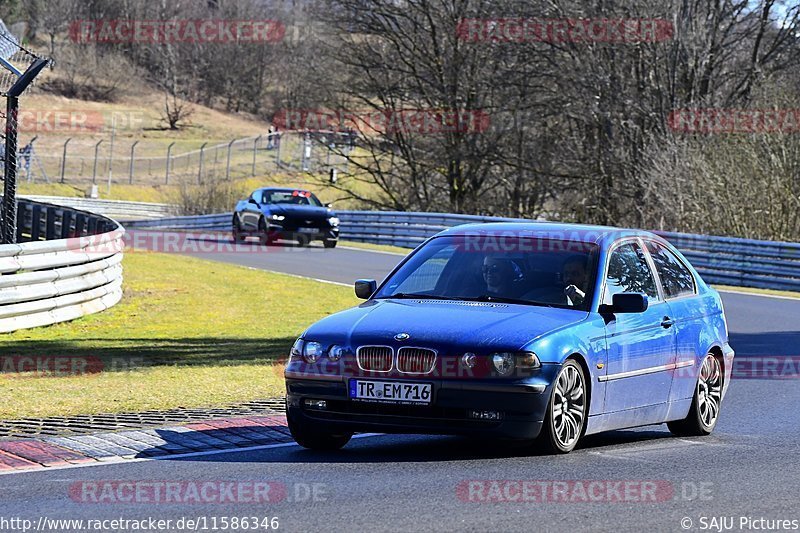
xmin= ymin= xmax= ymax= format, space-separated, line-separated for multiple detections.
xmin=645 ymin=241 xmax=696 ymax=299
xmin=603 ymin=242 xmax=659 ymax=305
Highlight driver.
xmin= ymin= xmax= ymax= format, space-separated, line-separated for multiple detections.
xmin=482 ymin=255 xmax=524 ymax=297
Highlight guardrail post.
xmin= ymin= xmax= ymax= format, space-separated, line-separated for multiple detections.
xmin=129 ymin=141 xmax=139 ymax=184
xmin=60 ymin=209 xmax=73 ymax=238
xmin=30 ymin=204 xmax=41 ymax=241
xmin=226 ymin=139 xmax=235 ymax=180
xmin=45 ymin=206 xmax=56 ymax=240
xmin=59 ymin=138 xmax=71 ymax=184
xmin=166 ymin=141 xmax=176 ymax=185
xmin=92 ymin=140 xmax=104 ymax=185
xmin=74 ymin=213 xmax=86 ymax=237
xmin=198 ymin=142 xmax=208 ymax=184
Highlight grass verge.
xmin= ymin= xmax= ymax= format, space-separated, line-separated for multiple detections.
xmin=0 ymin=252 xmax=358 ymax=420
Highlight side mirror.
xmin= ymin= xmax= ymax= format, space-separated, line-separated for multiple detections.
xmin=354 ymin=279 xmax=377 ymax=299
xmin=325 ymin=202 xmax=333 ymax=208
xmin=248 ymin=197 xmax=259 ymax=206
xmin=599 ymin=293 xmax=648 ymax=314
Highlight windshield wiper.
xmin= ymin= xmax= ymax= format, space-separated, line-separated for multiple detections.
xmin=380 ymin=292 xmax=461 ymax=301
xmin=462 ymin=294 xmax=543 ymax=306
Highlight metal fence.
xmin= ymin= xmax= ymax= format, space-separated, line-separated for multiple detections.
xmin=24 ymin=131 xmax=354 ymax=188
xmin=0 ymin=198 xmax=124 ymax=333
xmin=20 ymin=195 xmax=176 ymax=221
xmin=125 ymin=210 xmax=800 ymax=292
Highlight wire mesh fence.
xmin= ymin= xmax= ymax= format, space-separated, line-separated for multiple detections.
xmin=24 ymin=130 xmax=355 ymax=189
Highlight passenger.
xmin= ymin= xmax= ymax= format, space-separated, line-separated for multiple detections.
xmin=562 ymin=255 xmax=590 ymax=306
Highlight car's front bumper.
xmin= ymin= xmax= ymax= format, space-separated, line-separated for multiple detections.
xmin=268 ymin=224 xmax=339 ymax=242
xmin=285 ymin=374 xmax=556 ymax=440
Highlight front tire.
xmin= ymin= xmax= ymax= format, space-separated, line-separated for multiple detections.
xmin=538 ymin=359 xmax=587 ymax=454
xmin=258 ymin=218 xmax=274 ymax=246
xmin=232 ymin=218 xmax=245 ymax=243
xmin=323 ymin=239 xmax=337 ymax=249
xmin=287 ymin=413 xmax=352 ymax=451
xmin=668 ymin=353 xmax=722 ymax=437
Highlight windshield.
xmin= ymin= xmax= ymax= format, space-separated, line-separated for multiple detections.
xmin=261 ymin=190 xmax=323 ymax=207
xmin=375 ymin=235 xmax=599 ymax=310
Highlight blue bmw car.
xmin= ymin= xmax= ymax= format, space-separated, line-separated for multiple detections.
xmin=285 ymin=223 xmax=734 ymax=453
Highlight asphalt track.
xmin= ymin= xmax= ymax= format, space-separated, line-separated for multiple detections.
xmin=2 ymin=242 xmax=799 ymax=532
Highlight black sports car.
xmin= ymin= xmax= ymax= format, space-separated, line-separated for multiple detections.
xmin=233 ymin=187 xmax=340 ymax=247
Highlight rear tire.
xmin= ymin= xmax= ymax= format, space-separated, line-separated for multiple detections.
xmin=287 ymin=413 xmax=352 ymax=451
xmin=667 ymin=353 xmax=722 ymax=437
xmin=537 ymin=359 xmax=587 ymax=454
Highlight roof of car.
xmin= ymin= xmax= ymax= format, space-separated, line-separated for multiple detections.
xmin=439 ymin=222 xmax=662 ymax=247
xmin=257 ymin=187 xmax=312 ymax=194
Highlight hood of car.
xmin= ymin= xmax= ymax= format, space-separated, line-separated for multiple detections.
xmin=267 ymin=204 xmax=333 ymax=219
xmin=303 ymin=299 xmax=588 ymax=356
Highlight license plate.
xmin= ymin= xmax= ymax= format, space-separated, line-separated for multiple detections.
xmin=297 ymin=227 xmax=317 ymax=233
xmin=349 ymin=379 xmax=432 ymax=405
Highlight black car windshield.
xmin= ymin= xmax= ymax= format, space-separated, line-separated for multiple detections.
xmin=260 ymin=190 xmax=323 ymax=207
xmin=375 ymin=235 xmax=599 ymax=311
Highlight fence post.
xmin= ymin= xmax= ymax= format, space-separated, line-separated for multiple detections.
xmin=92 ymin=139 xmax=104 ymax=185
xmin=129 ymin=140 xmax=139 ymax=184
xmin=198 ymin=142 xmax=208 ymax=184
xmin=252 ymin=135 xmax=261 ymax=177
xmin=1 ymin=95 xmax=18 ymax=244
xmin=59 ymin=138 xmax=71 ymax=184
xmin=166 ymin=141 xmax=176 ymax=185
xmin=226 ymin=139 xmax=235 ymax=180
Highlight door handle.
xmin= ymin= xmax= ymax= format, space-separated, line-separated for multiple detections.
xmin=661 ymin=316 xmax=675 ymax=328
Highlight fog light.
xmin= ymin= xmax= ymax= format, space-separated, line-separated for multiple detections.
xmin=468 ymin=410 xmax=503 ymax=421
xmin=462 ymin=352 xmax=477 ymax=368
xmin=304 ymin=399 xmax=327 ymax=410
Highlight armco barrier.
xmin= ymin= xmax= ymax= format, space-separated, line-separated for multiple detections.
xmin=0 ymin=198 xmax=124 ymax=333
xmin=20 ymin=196 xmax=176 ymax=221
xmin=124 ymin=210 xmax=800 ymax=292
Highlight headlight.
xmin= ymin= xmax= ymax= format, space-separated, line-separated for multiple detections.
xmin=303 ymin=341 xmax=323 ymax=363
xmin=327 ymin=216 xmax=340 ymax=226
xmin=290 ymin=338 xmax=304 ymax=360
xmin=270 ymin=214 xmax=285 ymax=221
xmin=491 ymin=351 xmax=540 ymax=376
xmin=492 ymin=353 xmax=516 ymax=376
xmin=328 ymin=344 xmax=344 ymax=361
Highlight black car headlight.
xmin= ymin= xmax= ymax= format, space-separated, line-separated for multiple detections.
xmin=270 ymin=214 xmax=285 ymax=221
xmin=491 ymin=351 xmax=541 ymax=376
